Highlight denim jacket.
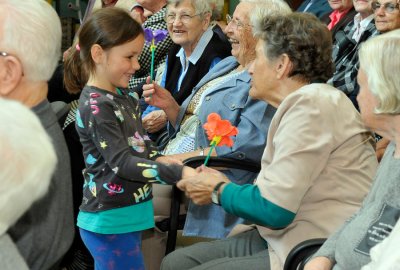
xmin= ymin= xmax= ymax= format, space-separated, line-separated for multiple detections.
xmin=168 ymin=56 xmax=276 ymax=238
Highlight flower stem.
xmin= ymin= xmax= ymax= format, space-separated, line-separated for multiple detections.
xmin=150 ymin=40 xmax=155 ymax=83
xmin=204 ymin=141 xmax=216 ymax=166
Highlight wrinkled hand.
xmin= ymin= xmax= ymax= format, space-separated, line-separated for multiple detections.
xmin=177 ymin=165 xmax=230 ymax=205
xmin=142 ymin=77 xmax=175 ymax=110
xmin=130 ymin=5 xmax=147 ymax=24
xmin=304 ymin=257 xmax=333 ymax=270
xmin=143 ymin=110 xmax=168 ymax=133
xmin=155 ymin=155 xmax=183 ymax=165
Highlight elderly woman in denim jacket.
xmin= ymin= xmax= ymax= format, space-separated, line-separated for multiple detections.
xmin=143 ymin=0 xmax=291 ymax=239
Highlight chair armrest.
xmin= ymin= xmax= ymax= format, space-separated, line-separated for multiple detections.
xmin=155 ymin=129 xmax=170 ymax=147
xmin=183 ymin=156 xmax=260 ymax=173
xmin=283 ymin=238 xmax=327 ymax=270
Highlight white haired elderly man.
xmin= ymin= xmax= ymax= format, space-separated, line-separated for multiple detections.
xmin=0 ymin=98 xmax=57 ymax=270
xmin=0 ymin=0 xmax=74 ymax=269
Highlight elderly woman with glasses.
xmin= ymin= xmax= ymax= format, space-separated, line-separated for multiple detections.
xmin=368 ymin=0 xmax=400 ymax=160
xmin=167 ymin=12 xmax=378 ymax=270
xmin=141 ymin=0 xmax=231 ymax=135
xmin=373 ymin=0 xmax=400 ymax=32
xmin=304 ymin=29 xmax=400 ymax=270
xmin=143 ymin=0 xmax=290 ymax=241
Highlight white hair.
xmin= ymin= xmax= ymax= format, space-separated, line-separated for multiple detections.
xmin=247 ymin=0 xmax=292 ymax=27
xmin=0 ymin=0 xmax=62 ymax=82
xmin=167 ymin=0 xmax=212 ymax=16
xmin=359 ymin=29 xmax=400 ymax=114
xmin=0 ymin=98 xmax=57 ymax=235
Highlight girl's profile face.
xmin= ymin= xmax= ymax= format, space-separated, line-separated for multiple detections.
xmin=97 ymin=35 xmax=145 ymax=92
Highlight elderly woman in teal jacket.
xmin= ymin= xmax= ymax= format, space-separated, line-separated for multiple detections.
xmin=163 ymin=12 xmax=378 ymax=270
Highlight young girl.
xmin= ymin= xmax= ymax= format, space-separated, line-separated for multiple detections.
xmin=64 ymin=7 xmax=195 ymax=269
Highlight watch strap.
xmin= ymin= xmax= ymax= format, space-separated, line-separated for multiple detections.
xmin=212 ymin=181 xmax=226 ymax=205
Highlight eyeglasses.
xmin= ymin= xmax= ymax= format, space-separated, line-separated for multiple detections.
xmin=371 ymin=1 xmax=400 ymax=13
xmin=226 ymin=14 xmax=250 ymax=29
xmin=165 ymin=13 xmax=201 ymax=24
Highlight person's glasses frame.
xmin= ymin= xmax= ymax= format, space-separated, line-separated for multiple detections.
xmin=371 ymin=1 xmax=400 ymax=13
xmin=226 ymin=14 xmax=251 ymax=29
xmin=164 ymin=13 xmax=201 ymax=24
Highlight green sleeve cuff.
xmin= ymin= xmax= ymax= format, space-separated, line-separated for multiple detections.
xmin=221 ymin=183 xmax=295 ymax=229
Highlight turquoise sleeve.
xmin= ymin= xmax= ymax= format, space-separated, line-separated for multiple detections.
xmin=221 ymin=183 xmax=296 ymax=229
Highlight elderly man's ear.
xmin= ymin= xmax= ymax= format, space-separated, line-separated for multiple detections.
xmin=0 ymin=56 xmax=23 ymax=96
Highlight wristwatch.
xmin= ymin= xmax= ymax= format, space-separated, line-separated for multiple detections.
xmin=211 ymin=181 xmax=226 ymax=205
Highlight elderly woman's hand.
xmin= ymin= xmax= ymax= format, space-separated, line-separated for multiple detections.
xmin=177 ymin=165 xmax=230 ymax=205
xmin=155 ymin=155 xmax=183 ymax=165
xmin=142 ymin=110 xmax=168 ymax=133
xmin=142 ymin=76 xmax=175 ymax=109
xmin=304 ymin=256 xmax=333 ymax=270
xmin=130 ymin=5 xmax=147 ymax=24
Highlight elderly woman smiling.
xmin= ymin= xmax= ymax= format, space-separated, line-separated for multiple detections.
xmin=166 ymin=12 xmax=378 ymax=270
xmin=141 ymin=0 xmax=231 ymax=134
xmin=143 ymin=0 xmax=290 ymax=240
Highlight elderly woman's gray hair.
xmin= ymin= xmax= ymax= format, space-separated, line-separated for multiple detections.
xmin=359 ymin=29 xmax=400 ymax=114
xmin=252 ymin=12 xmax=334 ymax=83
xmin=167 ymin=0 xmax=212 ymax=19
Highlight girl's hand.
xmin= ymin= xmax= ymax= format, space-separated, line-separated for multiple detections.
xmin=177 ymin=166 xmax=230 ymax=205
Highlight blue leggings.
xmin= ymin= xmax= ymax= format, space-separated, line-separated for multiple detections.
xmin=79 ymin=228 xmax=145 ymax=270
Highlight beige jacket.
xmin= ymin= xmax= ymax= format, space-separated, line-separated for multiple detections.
xmin=254 ymin=84 xmax=377 ymax=270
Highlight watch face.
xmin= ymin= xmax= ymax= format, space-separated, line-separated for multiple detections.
xmin=211 ymin=190 xmax=219 ymax=205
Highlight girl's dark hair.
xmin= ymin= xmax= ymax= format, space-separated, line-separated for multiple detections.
xmin=64 ymin=7 xmax=144 ymax=94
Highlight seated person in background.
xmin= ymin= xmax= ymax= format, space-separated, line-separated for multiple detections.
xmin=0 ymin=98 xmax=57 ymax=270
xmin=128 ymin=0 xmax=173 ymax=91
xmin=62 ymin=0 xmax=125 ymax=60
xmin=297 ymin=0 xmax=332 ymax=19
xmin=141 ymin=0 xmax=231 ymax=135
xmin=304 ymin=30 xmax=400 ymax=270
xmin=130 ymin=3 xmax=153 ymax=23
xmin=368 ymin=0 xmax=400 ymax=161
xmin=163 ymin=12 xmax=378 ymax=270
xmin=328 ymin=0 xmax=378 ymax=109
xmin=0 ymin=1 xmax=75 ymax=269
xmin=321 ymin=0 xmax=357 ymax=37
xmin=143 ymin=0 xmax=291 ymax=239
xmin=210 ymin=0 xmax=228 ymax=28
